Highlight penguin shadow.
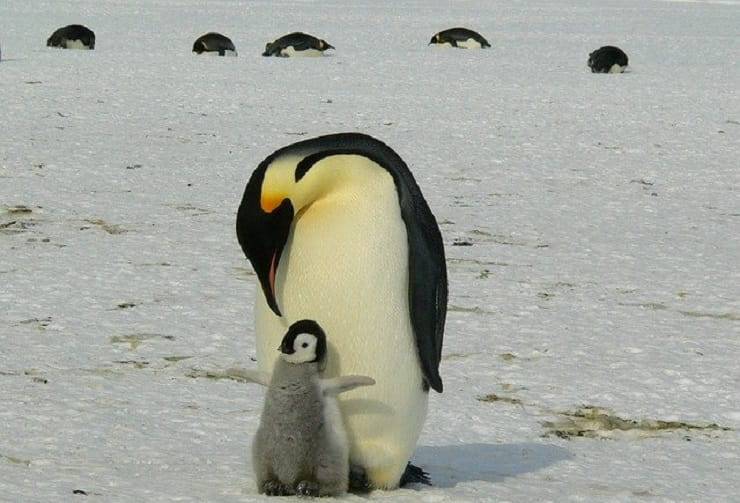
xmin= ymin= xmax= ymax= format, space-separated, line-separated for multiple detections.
xmin=414 ymin=442 xmax=573 ymax=488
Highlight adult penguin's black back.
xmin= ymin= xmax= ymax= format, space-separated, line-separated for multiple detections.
xmin=47 ymin=24 xmax=95 ymax=50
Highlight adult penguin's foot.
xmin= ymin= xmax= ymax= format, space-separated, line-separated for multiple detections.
xmin=400 ymin=462 xmax=431 ymax=486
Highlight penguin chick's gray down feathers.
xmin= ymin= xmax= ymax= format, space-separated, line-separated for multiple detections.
xmin=243 ymin=320 xmax=375 ymax=496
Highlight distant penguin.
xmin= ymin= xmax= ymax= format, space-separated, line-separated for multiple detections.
xmin=46 ymin=24 xmax=95 ymax=50
xmin=262 ymin=32 xmax=334 ymax=57
xmin=429 ymin=27 xmax=490 ymax=49
xmin=192 ymin=32 xmax=237 ymax=56
xmin=236 ymin=132 xmax=447 ymax=490
xmin=247 ymin=320 xmax=375 ymax=496
xmin=588 ymin=46 xmax=629 ymax=73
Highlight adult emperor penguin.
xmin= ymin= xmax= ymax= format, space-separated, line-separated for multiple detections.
xmin=429 ymin=27 xmax=491 ymax=49
xmin=588 ymin=45 xmax=629 ymax=73
xmin=262 ymin=32 xmax=334 ymax=57
xmin=236 ymin=132 xmax=447 ymax=490
xmin=192 ymin=32 xmax=237 ymax=56
xmin=46 ymin=24 xmax=95 ymax=50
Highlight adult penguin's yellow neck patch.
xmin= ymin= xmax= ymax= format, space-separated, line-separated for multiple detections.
xmin=259 ymin=156 xmax=303 ymax=213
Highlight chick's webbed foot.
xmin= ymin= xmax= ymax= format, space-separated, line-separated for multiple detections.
xmin=262 ymin=480 xmax=292 ymax=496
xmin=296 ymin=480 xmax=319 ymax=497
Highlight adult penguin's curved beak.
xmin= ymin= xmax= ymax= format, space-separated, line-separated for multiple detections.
xmin=236 ymin=189 xmax=294 ymax=317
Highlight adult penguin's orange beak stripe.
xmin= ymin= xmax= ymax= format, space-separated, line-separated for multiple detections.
xmin=261 ymin=193 xmax=286 ymax=213
xmin=236 ymin=168 xmax=294 ymax=317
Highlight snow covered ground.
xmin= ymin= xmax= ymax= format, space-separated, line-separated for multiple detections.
xmin=1 ymin=0 xmax=739 ymax=501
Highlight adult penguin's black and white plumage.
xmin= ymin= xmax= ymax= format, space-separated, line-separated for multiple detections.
xmin=429 ymin=27 xmax=490 ymax=49
xmin=236 ymin=133 xmax=447 ymax=489
xmin=46 ymin=24 xmax=95 ymax=50
xmin=262 ymin=32 xmax=334 ymax=57
xmin=588 ymin=45 xmax=629 ymax=73
xmin=192 ymin=32 xmax=237 ymax=56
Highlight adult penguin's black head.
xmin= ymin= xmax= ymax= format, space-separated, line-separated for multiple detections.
xmin=318 ymin=39 xmax=334 ymax=51
xmin=192 ymin=40 xmax=206 ymax=53
xmin=235 ymin=162 xmax=295 ymax=316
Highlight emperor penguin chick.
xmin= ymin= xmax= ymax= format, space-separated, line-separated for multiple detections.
xmin=250 ymin=320 xmax=375 ymax=496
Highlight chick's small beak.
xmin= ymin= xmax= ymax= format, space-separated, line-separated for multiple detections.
xmin=279 ymin=338 xmax=295 ymax=354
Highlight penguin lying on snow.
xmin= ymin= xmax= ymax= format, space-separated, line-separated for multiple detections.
xmin=262 ymin=32 xmax=334 ymax=57
xmin=588 ymin=45 xmax=629 ymax=73
xmin=192 ymin=32 xmax=237 ymax=56
xmin=243 ymin=320 xmax=375 ymax=496
xmin=236 ymin=132 xmax=447 ymax=490
xmin=47 ymin=24 xmax=95 ymax=50
xmin=429 ymin=27 xmax=490 ymax=49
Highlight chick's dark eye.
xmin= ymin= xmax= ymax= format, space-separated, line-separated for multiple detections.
xmin=302 ymin=342 xmax=309 ymax=348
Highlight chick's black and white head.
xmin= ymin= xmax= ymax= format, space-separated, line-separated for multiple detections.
xmin=279 ymin=319 xmax=327 ymax=364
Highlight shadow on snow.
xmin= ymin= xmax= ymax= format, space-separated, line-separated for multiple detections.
xmin=414 ymin=442 xmax=573 ymax=488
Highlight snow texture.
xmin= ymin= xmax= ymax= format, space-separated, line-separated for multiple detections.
xmin=1 ymin=0 xmax=739 ymax=501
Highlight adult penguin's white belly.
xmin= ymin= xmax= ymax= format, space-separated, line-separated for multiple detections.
xmin=456 ymin=38 xmax=482 ymax=49
xmin=254 ymin=162 xmax=427 ymax=489
xmin=280 ymin=46 xmax=324 ymax=57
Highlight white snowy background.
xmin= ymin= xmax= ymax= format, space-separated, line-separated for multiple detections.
xmin=1 ymin=0 xmax=739 ymax=501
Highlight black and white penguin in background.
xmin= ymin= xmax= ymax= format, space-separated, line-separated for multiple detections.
xmin=236 ymin=133 xmax=447 ymax=489
xmin=47 ymin=24 xmax=95 ymax=50
xmin=192 ymin=32 xmax=237 ymax=56
xmin=246 ymin=320 xmax=375 ymax=497
xmin=262 ymin=32 xmax=334 ymax=57
xmin=588 ymin=45 xmax=629 ymax=73
xmin=429 ymin=27 xmax=491 ymax=49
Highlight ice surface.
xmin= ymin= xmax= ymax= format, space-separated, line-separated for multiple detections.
xmin=1 ymin=0 xmax=739 ymax=501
